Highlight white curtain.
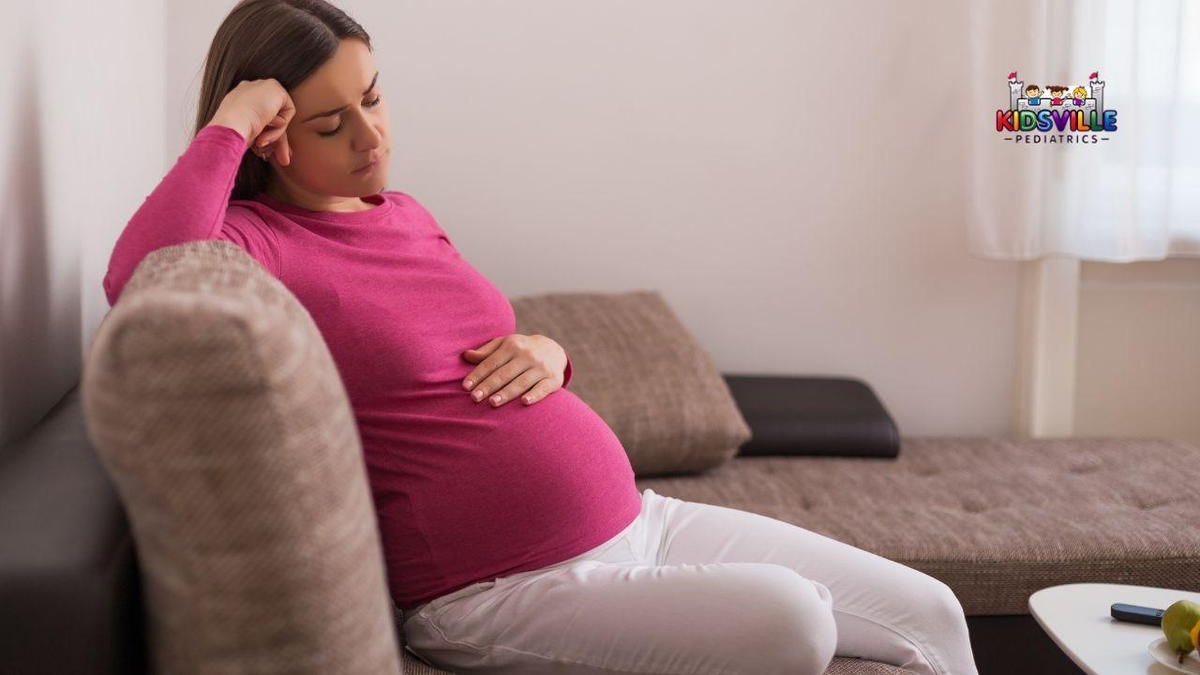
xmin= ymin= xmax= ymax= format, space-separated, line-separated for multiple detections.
xmin=968 ymin=0 xmax=1200 ymax=262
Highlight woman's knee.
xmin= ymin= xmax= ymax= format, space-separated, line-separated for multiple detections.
xmin=905 ymin=571 xmax=968 ymax=629
xmin=739 ymin=564 xmax=838 ymax=673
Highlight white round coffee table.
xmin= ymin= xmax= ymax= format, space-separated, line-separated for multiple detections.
xmin=1029 ymin=583 xmax=1200 ymax=674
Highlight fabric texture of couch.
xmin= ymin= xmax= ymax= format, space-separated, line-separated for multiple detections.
xmin=81 ymin=241 xmax=401 ymax=674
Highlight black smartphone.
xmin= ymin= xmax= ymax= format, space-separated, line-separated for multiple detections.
xmin=1111 ymin=602 xmax=1165 ymax=626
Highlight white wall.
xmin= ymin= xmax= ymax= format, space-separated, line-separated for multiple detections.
xmin=161 ymin=0 xmax=1022 ymax=437
xmin=0 ymin=0 xmax=162 ymax=448
xmin=1076 ymin=259 xmax=1200 ymax=447
xmin=394 ymin=0 xmax=1022 ymax=436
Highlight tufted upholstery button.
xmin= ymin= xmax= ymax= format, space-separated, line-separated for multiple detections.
xmin=960 ymin=499 xmax=990 ymax=513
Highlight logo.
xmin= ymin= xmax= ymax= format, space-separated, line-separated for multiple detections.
xmin=996 ymin=71 xmax=1117 ymax=144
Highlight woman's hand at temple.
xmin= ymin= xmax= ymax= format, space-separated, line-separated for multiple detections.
xmin=461 ymin=334 xmax=568 ymax=407
xmin=207 ymin=78 xmax=295 ymax=166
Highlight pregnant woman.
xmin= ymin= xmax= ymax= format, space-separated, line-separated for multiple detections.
xmin=103 ymin=1 xmax=980 ymax=673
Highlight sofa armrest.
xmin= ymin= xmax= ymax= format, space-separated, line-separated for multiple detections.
xmin=721 ymin=375 xmax=900 ymax=458
xmin=0 ymin=385 xmax=145 ymax=675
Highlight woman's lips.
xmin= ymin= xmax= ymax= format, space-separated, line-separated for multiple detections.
xmin=353 ymin=151 xmax=387 ymax=175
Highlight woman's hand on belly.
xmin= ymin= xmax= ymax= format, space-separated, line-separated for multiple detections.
xmin=460 ymin=333 xmax=568 ymax=407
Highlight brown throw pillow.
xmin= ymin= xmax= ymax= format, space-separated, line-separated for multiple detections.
xmin=81 ymin=240 xmax=402 ymax=675
xmin=511 ymin=289 xmax=751 ymax=477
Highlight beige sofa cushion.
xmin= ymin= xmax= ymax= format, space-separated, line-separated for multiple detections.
xmin=511 ymin=289 xmax=752 ymax=477
xmin=82 ymin=240 xmax=401 ymax=675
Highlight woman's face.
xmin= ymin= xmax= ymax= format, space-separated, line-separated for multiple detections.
xmin=266 ymin=38 xmax=391 ymax=212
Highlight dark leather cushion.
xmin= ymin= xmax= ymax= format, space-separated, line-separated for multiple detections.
xmin=723 ymin=375 xmax=900 ymax=458
xmin=0 ymin=384 xmax=145 ymax=675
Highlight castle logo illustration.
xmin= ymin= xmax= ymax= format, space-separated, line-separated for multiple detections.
xmin=996 ymin=70 xmax=1118 ymax=144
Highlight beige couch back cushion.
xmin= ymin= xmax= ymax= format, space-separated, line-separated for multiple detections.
xmin=511 ymin=289 xmax=752 ymax=476
xmin=82 ymin=241 xmax=402 ymax=675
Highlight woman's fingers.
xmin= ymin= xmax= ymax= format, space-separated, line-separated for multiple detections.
xmin=252 ymin=110 xmax=292 ymax=165
xmin=271 ymin=95 xmax=295 ymax=166
xmin=277 ymin=93 xmax=295 ymax=125
xmin=519 ymin=379 xmax=553 ymax=405
xmin=252 ymin=130 xmax=273 ymax=153
xmin=250 ymin=129 xmax=289 ymax=166
xmin=277 ymin=130 xmax=291 ymax=166
xmin=252 ymin=134 xmax=272 ymax=160
xmin=263 ymin=118 xmax=284 ymax=145
xmin=487 ymin=369 xmax=549 ymax=407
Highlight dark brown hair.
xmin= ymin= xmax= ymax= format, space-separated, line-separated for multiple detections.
xmin=193 ymin=0 xmax=372 ymax=201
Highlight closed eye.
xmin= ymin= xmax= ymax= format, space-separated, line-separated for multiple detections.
xmin=319 ymin=95 xmax=383 ymax=137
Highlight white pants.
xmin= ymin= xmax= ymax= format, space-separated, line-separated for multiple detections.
xmin=401 ymin=488 xmax=980 ymax=675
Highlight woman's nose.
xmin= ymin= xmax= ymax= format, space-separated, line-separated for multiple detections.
xmin=353 ymin=121 xmax=383 ymax=152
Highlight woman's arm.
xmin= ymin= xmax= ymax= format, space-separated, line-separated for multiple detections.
xmin=102 ymin=123 xmax=276 ymax=306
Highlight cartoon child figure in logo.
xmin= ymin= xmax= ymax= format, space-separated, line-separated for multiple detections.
xmin=1047 ymin=85 xmax=1069 ymax=106
xmin=1071 ymin=86 xmax=1087 ymax=106
xmin=1024 ymin=84 xmax=1042 ymax=105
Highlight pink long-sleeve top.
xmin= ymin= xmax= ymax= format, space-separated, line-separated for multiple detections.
xmin=103 ymin=123 xmax=643 ymax=611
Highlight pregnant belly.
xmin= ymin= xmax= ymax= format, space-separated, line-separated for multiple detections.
xmin=357 ymin=387 xmax=641 ymax=582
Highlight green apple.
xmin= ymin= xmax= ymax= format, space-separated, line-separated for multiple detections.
xmin=1162 ymin=599 xmax=1200 ymax=664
